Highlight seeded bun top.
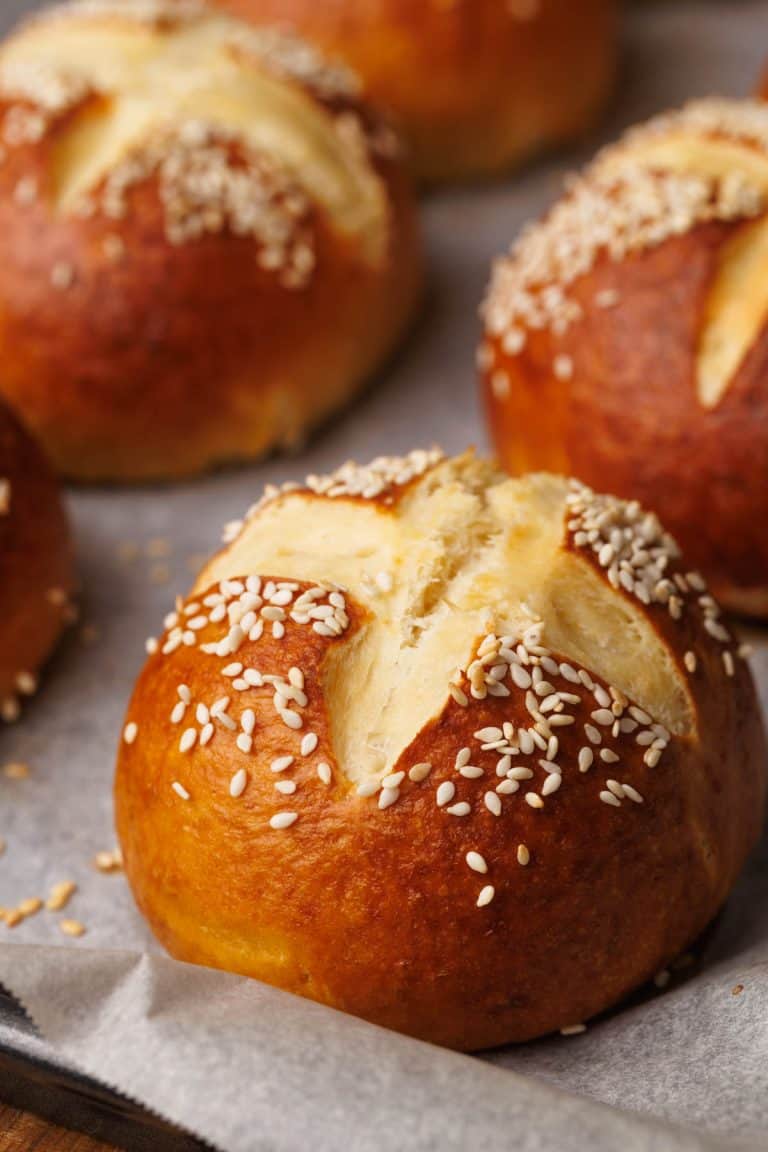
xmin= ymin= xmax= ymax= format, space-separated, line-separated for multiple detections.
xmin=116 ymin=450 xmax=765 ymax=1049
xmin=0 ymin=0 xmax=421 ymax=480
xmin=481 ymin=98 xmax=768 ymax=616
xmin=483 ymin=99 xmax=768 ymax=398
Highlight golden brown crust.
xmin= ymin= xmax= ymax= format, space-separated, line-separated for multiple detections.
xmin=216 ymin=0 xmax=618 ymax=184
xmin=0 ymin=3 xmax=422 ymax=481
xmin=115 ymin=453 xmax=766 ymax=1050
xmin=481 ymin=99 xmax=768 ymax=617
xmin=0 ymin=402 xmax=75 ymax=720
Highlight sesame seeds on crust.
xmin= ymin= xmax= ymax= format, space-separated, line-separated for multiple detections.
xmin=565 ymin=480 xmax=739 ymax=659
xmin=222 ymin=448 xmax=445 ymax=541
xmin=482 ymin=98 xmax=768 ymax=356
xmin=226 ymin=24 xmax=361 ymax=103
xmin=0 ymin=58 xmax=92 ymax=126
xmin=85 ymin=120 xmax=317 ymax=283
xmin=129 ymin=583 xmax=674 ymax=915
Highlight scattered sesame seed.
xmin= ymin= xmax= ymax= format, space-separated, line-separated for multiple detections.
xmin=476 ymin=885 xmax=495 ymax=908
xmin=517 ymin=844 xmax=530 ymax=866
xmin=45 ymin=881 xmax=77 ymax=912
xmin=172 ymin=781 xmax=190 ymax=800
xmin=59 ymin=919 xmax=86 ymax=938
xmin=123 ymin=722 xmax=138 ymax=746
xmin=3 ymin=762 xmax=30 ymax=780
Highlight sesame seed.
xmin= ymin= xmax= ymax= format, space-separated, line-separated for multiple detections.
xmin=517 ymin=844 xmax=530 ymax=866
xmin=317 ymin=762 xmax=331 ymax=785
xmin=279 ymin=708 xmax=303 ymax=730
xmin=684 ymin=651 xmax=697 ymax=673
xmin=172 ymin=781 xmax=190 ymax=800
xmin=93 ymin=850 xmax=122 ymax=873
xmin=179 ymin=728 xmax=197 ymax=753
xmin=59 ymin=919 xmax=86 ymax=938
xmin=578 ymin=747 xmax=593 ymax=772
xmin=436 ymin=781 xmax=455 ymax=807
xmin=229 ymin=768 xmax=248 ymax=798
xmin=45 ymin=881 xmax=77 ymax=912
xmin=553 ymin=354 xmax=574 ymax=381
xmin=476 ymin=885 xmax=495 ymax=908
xmin=301 ymin=732 xmax=318 ymax=756
xmin=599 ymin=790 xmax=621 ymax=808
xmin=123 ymin=722 xmax=138 ymax=745
xmin=275 ymin=780 xmax=296 ymax=794
xmin=446 ymin=802 xmax=471 ymax=816
xmin=378 ymin=787 xmax=400 ymax=810
xmin=541 ymin=774 xmax=561 ymax=796
xmin=466 ymin=851 xmax=488 ymax=874
xmin=408 ymin=762 xmax=432 ymax=782
xmin=496 ymin=779 xmax=519 ymax=794
xmin=356 ymin=779 xmax=380 ymax=798
xmin=270 ymin=812 xmax=298 ymax=830
xmin=560 ymin=1024 xmax=587 ymax=1036
xmin=621 ymin=783 xmax=644 ymax=803
xmin=484 ymin=791 xmax=502 ymax=816
xmin=524 ymin=792 xmax=544 ymax=809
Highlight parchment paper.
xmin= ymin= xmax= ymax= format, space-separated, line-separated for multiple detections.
xmin=1 ymin=2 xmax=768 ymax=1149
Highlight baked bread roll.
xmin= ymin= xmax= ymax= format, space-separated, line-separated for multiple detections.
xmin=216 ymin=0 xmax=618 ymax=184
xmin=115 ymin=449 xmax=766 ymax=1050
xmin=482 ymin=98 xmax=768 ymax=617
xmin=0 ymin=402 xmax=75 ymax=723
xmin=0 ymin=0 xmax=421 ymax=482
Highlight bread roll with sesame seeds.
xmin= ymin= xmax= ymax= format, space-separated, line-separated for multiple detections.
xmin=115 ymin=448 xmax=766 ymax=1050
xmin=215 ymin=0 xmax=618 ymax=184
xmin=0 ymin=0 xmax=421 ymax=482
xmin=0 ymin=401 xmax=75 ymax=723
xmin=481 ymin=97 xmax=768 ymax=618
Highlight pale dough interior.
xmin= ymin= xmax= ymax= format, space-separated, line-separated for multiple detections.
xmin=197 ymin=457 xmax=692 ymax=782
xmin=597 ymin=134 xmax=768 ymax=409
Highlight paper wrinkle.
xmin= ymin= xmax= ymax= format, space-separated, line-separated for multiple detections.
xmin=1 ymin=1 xmax=768 ymax=1149
xmin=0 ymin=946 xmax=758 ymax=1152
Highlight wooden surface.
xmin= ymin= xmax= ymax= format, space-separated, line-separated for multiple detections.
xmin=0 ymin=1104 xmax=117 ymax=1151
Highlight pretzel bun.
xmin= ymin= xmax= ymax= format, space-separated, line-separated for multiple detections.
xmin=115 ymin=449 xmax=766 ymax=1050
xmin=216 ymin=0 xmax=618 ymax=184
xmin=482 ymin=99 xmax=768 ymax=617
xmin=0 ymin=1 xmax=421 ymax=482
xmin=0 ymin=402 xmax=75 ymax=723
